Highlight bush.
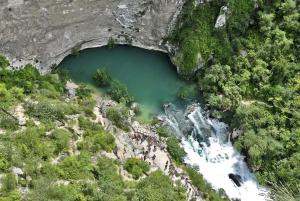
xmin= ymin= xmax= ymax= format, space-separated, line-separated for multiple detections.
xmin=58 ymin=152 xmax=92 ymax=180
xmin=124 ymin=158 xmax=150 ymax=179
xmin=0 ymin=115 xmax=19 ymax=131
xmin=107 ymin=37 xmax=116 ymax=48
xmin=177 ymin=85 xmax=197 ymax=101
xmin=0 ymin=55 xmax=10 ymax=69
xmin=157 ymin=126 xmax=171 ymax=138
xmin=185 ymin=167 xmax=228 ymax=201
xmin=166 ymin=137 xmax=186 ymax=164
xmin=108 ymin=80 xmax=134 ymax=105
xmin=78 ymin=116 xmax=103 ymax=132
xmin=50 ymin=129 xmax=72 ymax=154
xmin=1 ymin=173 xmax=17 ymax=193
xmin=25 ymin=101 xmax=64 ymax=123
xmin=106 ymin=106 xmax=130 ymax=131
xmin=133 ymin=171 xmax=186 ymax=201
xmin=93 ymin=68 xmax=111 ymax=87
xmin=76 ymin=84 xmax=93 ymax=99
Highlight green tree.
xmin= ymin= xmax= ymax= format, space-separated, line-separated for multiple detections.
xmin=94 ymin=68 xmax=111 ymax=87
xmin=124 ymin=158 xmax=150 ymax=179
xmin=133 ymin=171 xmax=186 ymax=201
xmin=166 ymin=137 xmax=186 ymax=164
xmin=108 ymin=80 xmax=134 ymax=104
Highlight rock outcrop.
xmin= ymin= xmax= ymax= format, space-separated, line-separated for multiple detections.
xmin=0 ymin=0 xmax=184 ymax=73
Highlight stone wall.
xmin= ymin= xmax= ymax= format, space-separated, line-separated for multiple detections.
xmin=0 ymin=0 xmax=184 ymax=73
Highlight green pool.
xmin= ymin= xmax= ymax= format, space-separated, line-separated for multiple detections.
xmin=59 ymin=45 xmax=187 ymax=121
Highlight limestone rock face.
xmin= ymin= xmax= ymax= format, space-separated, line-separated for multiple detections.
xmin=0 ymin=0 xmax=184 ymax=73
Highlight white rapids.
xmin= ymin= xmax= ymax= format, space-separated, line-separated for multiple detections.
xmin=162 ymin=104 xmax=272 ymax=201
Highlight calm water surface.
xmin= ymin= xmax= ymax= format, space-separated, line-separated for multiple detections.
xmin=59 ymin=46 xmax=186 ymax=120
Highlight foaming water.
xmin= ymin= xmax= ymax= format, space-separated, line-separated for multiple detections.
xmin=161 ymin=104 xmax=272 ymax=201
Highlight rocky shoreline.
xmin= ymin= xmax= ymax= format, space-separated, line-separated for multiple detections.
xmin=94 ymin=95 xmax=203 ymax=201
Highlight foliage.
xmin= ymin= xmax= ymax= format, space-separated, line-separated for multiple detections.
xmin=133 ymin=171 xmax=186 ymax=201
xmin=157 ymin=126 xmax=171 ymax=138
xmin=25 ymin=101 xmax=64 ymax=123
xmin=107 ymin=38 xmax=116 ymax=49
xmin=0 ymin=115 xmax=19 ymax=131
xmin=76 ymin=84 xmax=93 ymax=99
xmin=185 ymin=167 xmax=229 ymax=201
xmin=94 ymin=68 xmax=111 ymax=87
xmin=124 ymin=158 xmax=150 ymax=179
xmin=168 ymin=0 xmax=231 ymax=77
xmin=109 ymin=80 xmax=134 ymax=104
xmin=166 ymin=137 xmax=186 ymax=164
xmin=71 ymin=44 xmax=81 ymax=56
xmin=1 ymin=173 xmax=17 ymax=194
xmin=106 ymin=106 xmax=130 ymax=132
xmin=50 ymin=129 xmax=72 ymax=154
xmin=177 ymin=85 xmax=197 ymax=101
xmin=0 ymin=55 xmax=9 ymax=69
xmin=171 ymin=0 xmax=300 ymax=195
xmin=58 ymin=152 xmax=93 ymax=180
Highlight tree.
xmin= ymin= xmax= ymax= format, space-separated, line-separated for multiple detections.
xmin=124 ymin=158 xmax=150 ymax=179
xmin=0 ymin=55 xmax=9 ymax=69
xmin=94 ymin=68 xmax=111 ymax=87
xmin=166 ymin=137 xmax=186 ymax=164
xmin=133 ymin=171 xmax=186 ymax=201
xmin=108 ymin=80 xmax=134 ymax=104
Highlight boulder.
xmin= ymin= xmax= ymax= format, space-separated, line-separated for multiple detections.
xmin=228 ymin=173 xmax=243 ymax=187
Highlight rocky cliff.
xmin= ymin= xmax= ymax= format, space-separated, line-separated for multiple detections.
xmin=0 ymin=0 xmax=184 ymax=73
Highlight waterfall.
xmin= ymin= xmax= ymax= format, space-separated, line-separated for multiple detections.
xmin=161 ymin=104 xmax=272 ymax=201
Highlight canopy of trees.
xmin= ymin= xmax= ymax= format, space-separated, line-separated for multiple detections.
xmin=170 ymin=0 xmax=300 ymax=196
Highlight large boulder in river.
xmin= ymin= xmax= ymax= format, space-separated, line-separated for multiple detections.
xmin=228 ymin=173 xmax=243 ymax=187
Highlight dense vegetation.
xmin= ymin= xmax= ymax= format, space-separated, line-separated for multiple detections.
xmin=169 ymin=0 xmax=300 ymax=197
xmin=0 ymin=64 xmax=187 ymax=201
xmin=94 ymin=68 xmax=134 ymax=104
xmin=124 ymin=158 xmax=150 ymax=179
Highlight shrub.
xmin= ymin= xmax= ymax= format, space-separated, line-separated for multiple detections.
xmin=78 ymin=116 xmax=103 ymax=132
xmin=50 ymin=129 xmax=72 ymax=154
xmin=107 ymin=37 xmax=116 ymax=48
xmin=1 ymin=173 xmax=17 ymax=193
xmin=166 ymin=137 xmax=186 ymax=164
xmin=71 ymin=44 xmax=81 ymax=56
xmin=58 ymin=152 xmax=92 ymax=180
xmin=94 ymin=68 xmax=111 ymax=87
xmin=157 ymin=126 xmax=171 ymax=138
xmin=108 ymin=80 xmax=134 ymax=105
xmin=133 ymin=171 xmax=186 ymax=201
xmin=25 ymin=101 xmax=64 ymax=123
xmin=106 ymin=107 xmax=130 ymax=131
xmin=0 ymin=115 xmax=19 ymax=131
xmin=92 ymin=131 xmax=116 ymax=152
xmin=0 ymin=55 xmax=10 ymax=69
xmin=177 ymin=85 xmax=197 ymax=101
xmin=124 ymin=158 xmax=150 ymax=179
xmin=76 ymin=84 xmax=93 ymax=99
xmin=185 ymin=167 xmax=228 ymax=201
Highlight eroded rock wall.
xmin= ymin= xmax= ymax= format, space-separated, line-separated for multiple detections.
xmin=0 ymin=0 xmax=184 ymax=73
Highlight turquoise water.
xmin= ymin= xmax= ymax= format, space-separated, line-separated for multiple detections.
xmin=59 ymin=45 xmax=186 ymax=120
